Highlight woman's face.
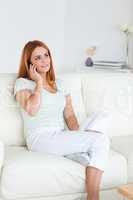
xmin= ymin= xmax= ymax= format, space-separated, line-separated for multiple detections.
xmin=30 ymin=46 xmax=51 ymax=73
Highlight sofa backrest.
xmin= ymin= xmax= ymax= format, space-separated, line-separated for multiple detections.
xmin=0 ymin=73 xmax=25 ymax=146
xmin=0 ymin=73 xmax=86 ymax=146
xmin=1 ymin=70 xmax=132 ymax=146
xmin=81 ymin=69 xmax=133 ymax=137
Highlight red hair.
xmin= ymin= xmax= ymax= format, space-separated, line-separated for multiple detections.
xmin=17 ymin=40 xmax=56 ymax=88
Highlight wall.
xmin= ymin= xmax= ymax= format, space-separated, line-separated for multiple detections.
xmin=64 ymin=0 xmax=133 ymax=72
xmin=0 ymin=0 xmax=132 ymax=73
xmin=0 ymin=0 xmax=65 ymax=74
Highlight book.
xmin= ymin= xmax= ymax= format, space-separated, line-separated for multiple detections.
xmin=93 ymin=60 xmax=126 ymax=67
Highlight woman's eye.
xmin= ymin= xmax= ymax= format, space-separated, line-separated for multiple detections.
xmin=44 ymin=53 xmax=49 ymax=57
xmin=34 ymin=54 xmax=49 ymax=61
xmin=35 ymin=56 xmax=41 ymax=60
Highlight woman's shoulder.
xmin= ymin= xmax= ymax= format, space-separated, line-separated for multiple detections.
xmin=55 ymin=78 xmax=70 ymax=96
xmin=55 ymin=78 xmax=65 ymax=90
xmin=15 ymin=77 xmax=35 ymax=86
xmin=15 ymin=77 xmax=33 ymax=83
xmin=55 ymin=78 xmax=62 ymax=85
xmin=14 ymin=77 xmax=35 ymax=96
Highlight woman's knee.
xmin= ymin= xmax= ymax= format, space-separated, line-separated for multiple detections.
xmin=93 ymin=133 xmax=110 ymax=151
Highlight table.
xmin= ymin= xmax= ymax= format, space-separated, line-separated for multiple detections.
xmin=117 ymin=184 xmax=133 ymax=200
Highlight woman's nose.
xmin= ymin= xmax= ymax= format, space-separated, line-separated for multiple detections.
xmin=42 ymin=56 xmax=49 ymax=62
xmin=41 ymin=58 xmax=47 ymax=64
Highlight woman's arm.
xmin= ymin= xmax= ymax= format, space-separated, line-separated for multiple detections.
xmin=16 ymin=79 xmax=43 ymax=116
xmin=63 ymin=95 xmax=80 ymax=131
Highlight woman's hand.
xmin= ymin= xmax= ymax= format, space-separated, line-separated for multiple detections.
xmin=29 ymin=64 xmax=43 ymax=83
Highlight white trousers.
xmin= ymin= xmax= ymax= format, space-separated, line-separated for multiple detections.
xmin=27 ymin=111 xmax=110 ymax=171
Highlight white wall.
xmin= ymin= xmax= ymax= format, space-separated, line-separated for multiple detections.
xmin=64 ymin=0 xmax=133 ymax=72
xmin=0 ymin=0 xmax=65 ymax=74
xmin=0 ymin=0 xmax=132 ymax=73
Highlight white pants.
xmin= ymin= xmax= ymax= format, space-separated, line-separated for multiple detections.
xmin=27 ymin=111 xmax=110 ymax=171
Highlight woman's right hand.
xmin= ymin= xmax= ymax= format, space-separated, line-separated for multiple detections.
xmin=29 ymin=64 xmax=43 ymax=83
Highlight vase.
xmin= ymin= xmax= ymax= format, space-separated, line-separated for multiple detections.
xmin=125 ymin=33 xmax=130 ymax=69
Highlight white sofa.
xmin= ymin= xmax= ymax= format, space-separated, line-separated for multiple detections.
xmin=0 ymin=69 xmax=133 ymax=200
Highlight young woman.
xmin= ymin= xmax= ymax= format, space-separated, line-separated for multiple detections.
xmin=14 ymin=40 xmax=110 ymax=200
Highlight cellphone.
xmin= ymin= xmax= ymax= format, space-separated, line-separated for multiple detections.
xmin=28 ymin=61 xmax=33 ymax=68
xmin=28 ymin=61 xmax=38 ymax=72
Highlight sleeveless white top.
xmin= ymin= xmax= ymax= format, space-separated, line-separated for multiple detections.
xmin=13 ymin=77 xmax=70 ymax=141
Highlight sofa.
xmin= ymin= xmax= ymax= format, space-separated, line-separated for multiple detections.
xmin=0 ymin=69 xmax=132 ymax=200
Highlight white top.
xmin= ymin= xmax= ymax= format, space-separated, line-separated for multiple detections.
xmin=13 ymin=77 xmax=70 ymax=140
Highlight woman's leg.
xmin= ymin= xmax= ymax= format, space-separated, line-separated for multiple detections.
xmin=66 ymin=110 xmax=111 ymax=167
xmin=86 ymin=166 xmax=103 ymax=200
xmin=84 ymin=132 xmax=109 ymax=200
xmin=69 ymin=131 xmax=109 ymax=200
xmin=29 ymin=129 xmax=110 ymax=200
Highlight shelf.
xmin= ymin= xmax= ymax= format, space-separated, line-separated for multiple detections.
xmin=76 ymin=65 xmax=132 ymax=74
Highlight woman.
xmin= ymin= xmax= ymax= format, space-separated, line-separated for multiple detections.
xmin=14 ymin=40 xmax=110 ymax=200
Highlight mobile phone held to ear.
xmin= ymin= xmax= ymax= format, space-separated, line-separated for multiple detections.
xmin=28 ymin=61 xmax=33 ymax=68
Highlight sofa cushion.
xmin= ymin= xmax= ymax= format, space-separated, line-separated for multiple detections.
xmin=1 ymin=146 xmax=127 ymax=199
xmin=81 ymin=70 xmax=133 ymax=137
xmin=111 ymin=135 xmax=133 ymax=183
xmin=101 ymin=150 xmax=127 ymax=189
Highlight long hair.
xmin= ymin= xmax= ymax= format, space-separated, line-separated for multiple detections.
xmin=17 ymin=40 xmax=56 ymax=88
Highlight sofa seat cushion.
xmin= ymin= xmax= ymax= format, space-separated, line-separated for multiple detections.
xmin=101 ymin=150 xmax=127 ymax=189
xmin=1 ymin=146 xmax=127 ymax=199
xmin=111 ymin=135 xmax=133 ymax=183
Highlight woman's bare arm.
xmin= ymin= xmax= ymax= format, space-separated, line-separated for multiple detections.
xmin=63 ymin=95 xmax=80 ymax=130
xmin=15 ymin=80 xmax=43 ymax=116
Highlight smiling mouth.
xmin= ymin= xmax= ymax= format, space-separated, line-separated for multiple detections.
xmin=42 ymin=64 xmax=49 ymax=68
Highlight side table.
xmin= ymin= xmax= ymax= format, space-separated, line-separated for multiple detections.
xmin=117 ymin=184 xmax=133 ymax=200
